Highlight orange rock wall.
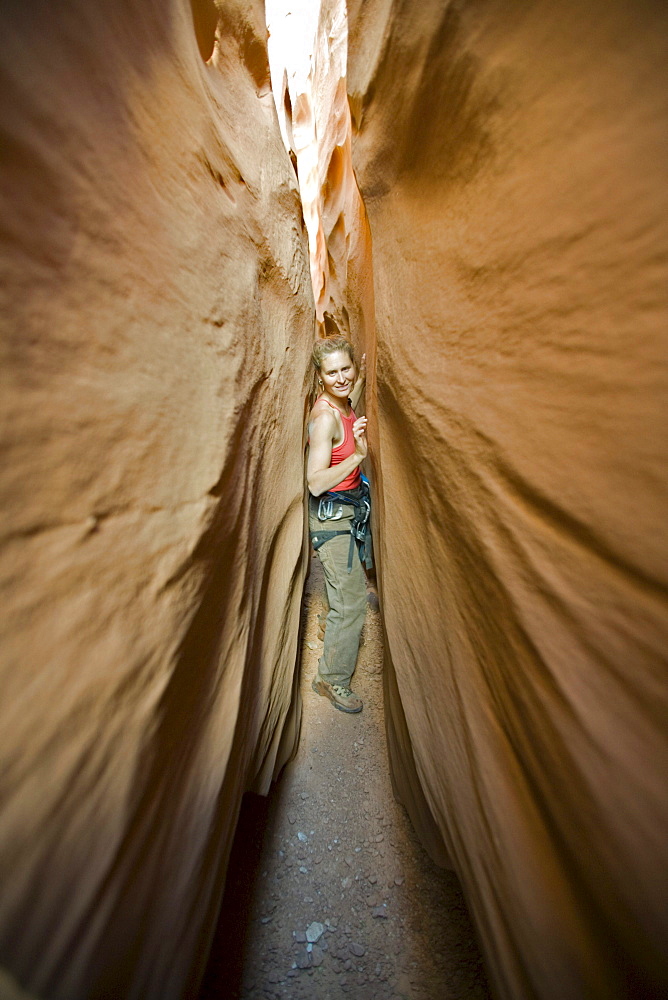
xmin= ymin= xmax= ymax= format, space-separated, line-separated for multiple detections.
xmin=0 ymin=2 xmax=312 ymax=997
xmin=348 ymin=1 xmax=668 ymax=997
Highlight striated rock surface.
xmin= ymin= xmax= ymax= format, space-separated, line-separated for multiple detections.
xmin=0 ymin=2 xmax=312 ymax=998
xmin=266 ymin=0 xmax=374 ymax=345
xmin=347 ymin=1 xmax=668 ymax=998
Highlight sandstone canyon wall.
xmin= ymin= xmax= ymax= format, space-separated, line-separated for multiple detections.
xmin=346 ymin=1 xmax=668 ymax=998
xmin=0 ymin=2 xmax=313 ymax=997
xmin=266 ymin=0 xmax=374 ymax=354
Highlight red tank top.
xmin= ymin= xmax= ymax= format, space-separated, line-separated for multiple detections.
xmin=322 ymin=398 xmax=361 ymax=492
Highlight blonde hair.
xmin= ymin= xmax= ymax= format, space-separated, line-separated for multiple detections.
xmin=312 ymin=336 xmax=355 ymax=372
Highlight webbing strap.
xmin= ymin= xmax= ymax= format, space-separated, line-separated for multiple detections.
xmin=310 ymin=529 xmax=358 ymax=574
xmin=310 ymin=529 xmax=350 ymax=551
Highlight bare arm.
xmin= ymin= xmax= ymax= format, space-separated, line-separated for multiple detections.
xmin=307 ymin=410 xmax=368 ymax=496
xmin=349 ymin=353 xmax=366 ymax=411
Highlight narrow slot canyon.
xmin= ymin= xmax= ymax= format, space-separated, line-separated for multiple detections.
xmin=197 ymin=557 xmax=490 ymax=1000
xmin=0 ymin=2 xmax=667 ymax=1000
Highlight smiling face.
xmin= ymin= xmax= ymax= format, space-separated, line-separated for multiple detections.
xmin=319 ymin=349 xmax=356 ymax=401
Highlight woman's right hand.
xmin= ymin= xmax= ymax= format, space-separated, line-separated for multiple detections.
xmin=353 ymin=416 xmax=368 ymax=460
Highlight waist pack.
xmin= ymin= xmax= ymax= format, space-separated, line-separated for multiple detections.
xmin=310 ymin=479 xmax=374 ymax=572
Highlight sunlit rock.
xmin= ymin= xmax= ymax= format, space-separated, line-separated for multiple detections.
xmin=266 ymin=0 xmax=374 ymax=344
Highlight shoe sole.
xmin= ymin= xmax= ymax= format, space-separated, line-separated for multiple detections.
xmin=312 ymin=677 xmax=363 ymax=714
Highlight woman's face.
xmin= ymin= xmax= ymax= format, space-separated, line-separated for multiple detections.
xmin=320 ymin=350 xmax=356 ymax=400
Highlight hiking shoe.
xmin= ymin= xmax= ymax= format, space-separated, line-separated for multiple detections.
xmin=312 ymin=675 xmax=363 ymax=714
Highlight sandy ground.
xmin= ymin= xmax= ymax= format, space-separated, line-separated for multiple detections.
xmin=199 ymin=555 xmax=491 ymax=1000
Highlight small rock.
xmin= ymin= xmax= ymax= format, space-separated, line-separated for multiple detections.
xmin=375 ymin=834 xmax=384 ymax=843
xmin=350 ymin=943 xmax=366 ymax=957
xmin=260 ymin=916 xmax=273 ymax=924
xmin=297 ymin=832 xmax=308 ymax=842
xmin=299 ymin=866 xmax=308 ymax=874
xmin=394 ymin=876 xmax=405 ymax=886
xmin=306 ymin=922 xmax=325 ymax=943
xmin=372 ymin=906 xmax=388 ymax=919
xmin=311 ymin=945 xmax=324 ymax=967
xmin=294 ymin=931 xmax=307 ymax=943
xmin=307 ymin=641 xmax=318 ymax=649
xmin=287 ymin=813 xmax=296 ymax=825
xmin=296 ymin=950 xmax=310 ymax=970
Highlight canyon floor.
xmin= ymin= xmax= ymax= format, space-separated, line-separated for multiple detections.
xmin=200 ymin=555 xmax=491 ymax=1000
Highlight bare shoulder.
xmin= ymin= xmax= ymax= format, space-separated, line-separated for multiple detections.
xmin=308 ymin=399 xmax=339 ymax=439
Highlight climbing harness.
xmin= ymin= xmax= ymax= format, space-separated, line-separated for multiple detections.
xmin=310 ymin=478 xmax=374 ymax=572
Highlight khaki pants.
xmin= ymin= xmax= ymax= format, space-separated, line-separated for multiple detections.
xmin=309 ymin=497 xmax=367 ymax=688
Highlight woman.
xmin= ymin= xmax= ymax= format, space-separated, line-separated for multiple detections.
xmin=307 ymin=335 xmax=371 ymax=714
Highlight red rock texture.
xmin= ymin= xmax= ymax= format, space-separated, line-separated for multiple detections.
xmin=0 ymin=2 xmax=313 ymax=997
xmin=347 ymin=1 xmax=668 ymax=997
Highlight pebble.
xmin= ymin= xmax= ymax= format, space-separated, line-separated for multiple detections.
xmin=294 ymin=931 xmax=307 ymax=943
xmin=297 ymin=832 xmax=308 ymax=842
xmin=372 ymin=905 xmax=388 ymax=918
xmin=349 ymin=943 xmax=366 ymax=957
xmin=299 ymin=866 xmax=308 ymax=874
xmin=287 ymin=813 xmax=296 ymax=825
xmin=311 ymin=945 xmax=324 ymax=967
xmin=306 ymin=922 xmax=324 ymax=943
